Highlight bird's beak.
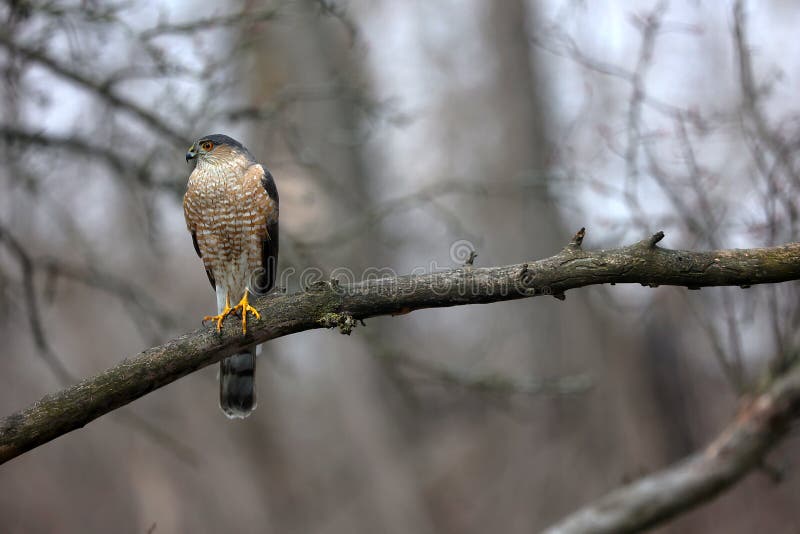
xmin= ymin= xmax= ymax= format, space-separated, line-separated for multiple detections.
xmin=186 ymin=145 xmax=197 ymax=162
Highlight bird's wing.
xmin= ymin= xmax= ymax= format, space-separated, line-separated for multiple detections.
xmin=250 ymin=164 xmax=279 ymax=295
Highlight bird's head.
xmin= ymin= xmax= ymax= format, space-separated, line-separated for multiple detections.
xmin=186 ymin=134 xmax=253 ymax=166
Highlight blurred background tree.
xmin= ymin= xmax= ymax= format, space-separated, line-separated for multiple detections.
xmin=0 ymin=0 xmax=798 ymax=532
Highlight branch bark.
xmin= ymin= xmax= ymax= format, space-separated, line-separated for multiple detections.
xmin=543 ymin=361 xmax=800 ymax=534
xmin=1 ymin=231 xmax=799 ymax=467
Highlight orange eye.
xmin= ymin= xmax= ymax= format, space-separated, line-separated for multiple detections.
xmin=201 ymin=141 xmax=214 ymax=151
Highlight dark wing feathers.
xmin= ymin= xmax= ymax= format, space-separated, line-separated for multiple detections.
xmin=261 ymin=169 xmax=279 ymax=202
xmin=254 ymin=169 xmax=279 ymax=295
xmin=257 ymin=219 xmax=278 ymax=294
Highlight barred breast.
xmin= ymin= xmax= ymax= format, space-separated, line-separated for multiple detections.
xmin=184 ymin=160 xmax=277 ymax=296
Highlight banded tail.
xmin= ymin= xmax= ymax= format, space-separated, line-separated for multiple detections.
xmin=220 ymin=347 xmax=257 ymax=419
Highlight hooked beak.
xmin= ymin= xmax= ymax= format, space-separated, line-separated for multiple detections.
xmin=186 ymin=145 xmax=197 ymax=162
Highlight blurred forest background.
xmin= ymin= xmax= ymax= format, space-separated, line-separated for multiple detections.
xmin=1 ymin=0 xmax=799 ymax=532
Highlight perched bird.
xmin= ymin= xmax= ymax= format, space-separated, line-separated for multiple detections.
xmin=183 ymin=134 xmax=279 ymax=418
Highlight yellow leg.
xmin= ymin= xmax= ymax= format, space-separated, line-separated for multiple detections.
xmin=231 ymin=291 xmax=261 ymax=335
xmin=203 ymin=295 xmax=233 ymax=332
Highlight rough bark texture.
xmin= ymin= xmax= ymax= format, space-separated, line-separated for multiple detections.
xmin=1 ymin=231 xmax=799 ymax=467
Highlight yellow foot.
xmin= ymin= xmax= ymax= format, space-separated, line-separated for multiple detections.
xmin=203 ymin=295 xmax=233 ymax=332
xmin=203 ymin=293 xmax=261 ymax=334
xmin=231 ymin=291 xmax=261 ymax=335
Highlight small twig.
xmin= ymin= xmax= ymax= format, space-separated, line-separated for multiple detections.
xmin=464 ymin=250 xmax=478 ymax=267
xmin=648 ymin=231 xmax=665 ymax=247
xmin=567 ymin=227 xmax=586 ymax=250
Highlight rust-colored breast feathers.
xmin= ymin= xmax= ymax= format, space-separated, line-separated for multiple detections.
xmin=184 ymin=161 xmax=277 ymax=292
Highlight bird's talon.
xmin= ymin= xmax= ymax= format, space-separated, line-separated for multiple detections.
xmin=201 ymin=293 xmax=260 ymax=334
xmin=203 ymin=297 xmax=232 ymax=333
xmin=203 ymin=310 xmax=230 ymax=332
xmin=231 ymin=292 xmax=260 ymax=335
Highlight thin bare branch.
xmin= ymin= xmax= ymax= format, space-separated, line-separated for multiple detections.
xmin=734 ymin=0 xmax=800 ymax=189
xmin=139 ymin=7 xmax=282 ymax=40
xmin=0 ymin=32 xmax=186 ymax=144
xmin=0 ymin=224 xmax=73 ymax=384
xmin=0 ymin=125 xmax=174 ymax=190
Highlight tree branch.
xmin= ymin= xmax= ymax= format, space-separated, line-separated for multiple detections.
xmin=0 ymin=125 xmax=172 ymax=190
xmin=543 ymin=360 xmax=800 ymax=534
xmin=139 ymin=7 xmax=281 ymax=40
xmin=1 ymin=231 xmax=799 ymax=465
xmin=0 ymin=33 xmax=186 ymax=145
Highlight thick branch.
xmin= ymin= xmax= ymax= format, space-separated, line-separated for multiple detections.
xmin=1 ymin=233 xmax=799 ymax=465
xmin=544 ymin=361 xmax=800 ymax=534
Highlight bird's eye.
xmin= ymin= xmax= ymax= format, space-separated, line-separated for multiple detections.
xmin=201 ymin=141 xmax=214 ymax=151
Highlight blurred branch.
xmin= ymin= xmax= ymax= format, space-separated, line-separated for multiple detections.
xmin=623 ymin=1 xmax=667 ymax=205
xmin=532 ymin=5 xmax=685 ymax=119
xmin=683 ymin=293 xmax=746 ymax=392
xmin=543 ymin=360 xmax=800 ymax=534
xmin=1 ymin=230 xmax=799 ymax=465
xmin=0 ymin=32 xmax=186 ymax=144
xmin=139 ymin=6 xmax=282 ymax=40
xmin=312 ymin=0 xmax=359 ymax=45
xmin=0 ymin=224 xmax=73 ymax=384
xmin=733 ymin=0 xmax=800 ymax=190
xmin=39 ymin=256 xmax=176 ymax=344
xmin=0 ymin=221 xmax=175 ymax=364
xmin=0 ymin=125 xmax=172 ymax=189
xmin=215 ymin=82 xmax=377 ymax=123
xmin=376 ymin=346 xmax=591 ymax=398
xmin=289 ymin=180 xmax=545 ymax=252
xmin=0 ymin=224 xmax=197 ymax=463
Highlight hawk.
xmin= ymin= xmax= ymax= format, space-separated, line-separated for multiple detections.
xmin=183 ymin=134 xmax=279 ymax=419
